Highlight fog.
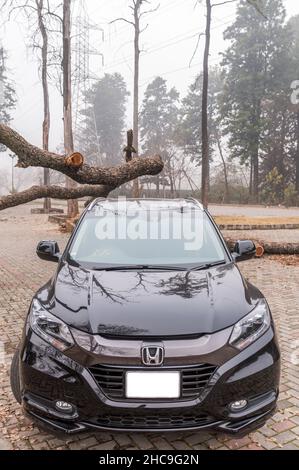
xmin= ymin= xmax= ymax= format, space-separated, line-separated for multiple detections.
xmin=0 ymin=0 xmax=298 ymax=177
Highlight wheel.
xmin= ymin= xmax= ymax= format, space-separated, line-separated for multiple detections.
xmin=10 ymin=348 xmax=22 ymax=404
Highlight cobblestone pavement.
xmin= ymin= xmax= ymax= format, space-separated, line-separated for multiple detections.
xmin=0 ymin=205 xmax=298 ymax=450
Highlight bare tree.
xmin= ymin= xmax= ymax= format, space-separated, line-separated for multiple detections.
xmin=35 ymin=0 xmax=51 ymax=212
xmin=199 ymin=0 xmax=265 ymax=207
xmin=215 ymin=128 xmax=229 ymax=202
xmin=111 ymin=0 xmax=159 ymax=198
xmin=0 ymin=0 xmax=63 ymax=212
xmin=63 ymin=0 xmax=78 ymax=217
xmin=201 ymin=0 xmax=212 ymax=208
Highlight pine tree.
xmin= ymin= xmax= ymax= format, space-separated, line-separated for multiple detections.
xmin=178 ymin=69 xmax=221 ymax=165
xmin=220 ymin=0 xmax=288 ymax=201
xmin=140 ymin=76 xmax=179 ymax=194
xmin=80 ymin=73 xmax=129 ymax=166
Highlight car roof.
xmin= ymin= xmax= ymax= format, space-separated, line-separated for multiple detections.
xmin=88 ymin=197 xmax=204 ymax=212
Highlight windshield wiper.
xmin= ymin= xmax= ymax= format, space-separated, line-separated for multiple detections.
xmin=189 ymin=260 xmax=227 ymax=272
xmin=92 ymin=265 xmax=188 ymax=272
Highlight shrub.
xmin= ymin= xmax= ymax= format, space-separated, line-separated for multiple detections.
xmin=284 ymin=184 xmax=299 ymax=207
xmin=260 ymin=167 xmax=284 ymax=205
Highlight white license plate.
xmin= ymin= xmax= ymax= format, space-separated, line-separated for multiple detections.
xmin=125 ymin=371 xmax=180 ymax=399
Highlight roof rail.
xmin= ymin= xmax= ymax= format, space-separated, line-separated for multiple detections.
xmin=184 ymin=197 xmax=204 ymax=210
xmin=87 ymin=197 xmax=107 ymax=211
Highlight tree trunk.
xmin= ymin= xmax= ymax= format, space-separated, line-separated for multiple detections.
xmin=280 ymin=112 xmax=286 ymax=172
xmin=249 ymin=156 xmax=253 ymax=197
xmin=216 ymin=132 xmax=229 ymax=203
xmin=169 ymin=169 xmax=174 ymax=197
xmin=296 ymin=111 xmax=299 ymax=193
xmin=36 ymin=0 xmax=51 ymax=212
xmin=252 ymin=101 xmax=261 ymax=203
xmin=201 ymin=0 xmax=211 ymax=209
xmin=0 ymin=123 xmax=163 ymax=211
xmin=132 ymin=1 xmax=140 ymax=198
xmin=252 ymin=148 xmax=259 ymax=202
xmin=63 ymin=0 xmax=78 ymax=217
xmin=156 ymin=176 xmax=160 ymax=196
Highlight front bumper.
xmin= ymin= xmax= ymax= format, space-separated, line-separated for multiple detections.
xmin=19 ymin=327 xmax=280 ymax=435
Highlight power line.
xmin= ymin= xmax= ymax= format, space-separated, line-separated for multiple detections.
xmin=139 ymin=55 xmax=221 ymax=87
xmin=101 ymin=16 xmax=234 ymax=73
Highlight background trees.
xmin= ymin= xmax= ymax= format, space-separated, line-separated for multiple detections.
xmin=0 ymin=45 xmax=16 ymax=151
xmin=2 ymin=0 xmax=299 ymax=209
xmin=140 ymin=76 xmax=179 ymax=195
xmin=80 ymin=73 xmax=129 ymax=167
xmin=220 ymin=0 xmax=289 ymax=202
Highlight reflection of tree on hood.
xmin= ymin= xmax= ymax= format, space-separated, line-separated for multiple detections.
xmin=156 ymin=272 xmax=209 ymax=300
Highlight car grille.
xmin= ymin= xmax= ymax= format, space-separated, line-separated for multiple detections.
xmin=88 ymin=364 xmax=217 ymax=401
xmin=88 ymin=412 xmax=216 ymax=430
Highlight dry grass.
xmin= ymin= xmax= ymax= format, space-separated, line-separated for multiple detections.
xmin=214 ymin=216 xmax=299 ymax=226
xmin=267 ymin=254 xmax=299 ymax=266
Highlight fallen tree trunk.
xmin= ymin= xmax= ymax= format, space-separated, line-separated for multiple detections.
xmin=0 ymin=124 xmax=163 ymax=186
xmin=0 ymin=124 xmax=164 ymax=211
xmin=225 ymin=237 xmax=299 ymax=255
xmin=0 ymin=185 xmax=111 ymax=211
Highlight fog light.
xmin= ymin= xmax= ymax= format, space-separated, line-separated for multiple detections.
xmin=230 ymin=399 xmax=248 ymax=411
xmin=55 ymin=401 xmax=73 ymax=414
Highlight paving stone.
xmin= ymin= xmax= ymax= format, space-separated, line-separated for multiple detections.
xmin=130 ymin=434 xmax=154 ymax=450
xmin=0 ymin=438 xmax=13 ymax=450
xmin=273 ymin=431 xmax=297 ymax=445
xmin=272 ymin=420 xmax=296 ymax=433
xmin=226 ymin=436 xmax=252 ymax=450
xmin=150 ymin=437 xmax=174 ymax=450
xmin=0 ymin=205 xmax=298 ymax=450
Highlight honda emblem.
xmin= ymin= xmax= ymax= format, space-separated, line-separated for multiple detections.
xmin=141 ymin=346 xmax=164 ymax=366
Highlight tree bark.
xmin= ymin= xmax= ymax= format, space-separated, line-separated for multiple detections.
xmin=132 ymin=0 xmax=141 ymax=198
xmin=0 ymin=123 xmax=163 ymax=186
xmin=252 ymin=147 xmax=259 ymax=202
xmin=0 ymin=184 xmax=111 ymax=212
xmin=252 ymin=100 xmax=261 ymax=202
xmin=36 ymin=0 xmax=51 ymax=212
xmin=201 ymin=0 xmax=211 ymax=209
xmin=63 ymin=0 xmax=78 ymax=217
xmin=296 ymin=111 xmax=299 ymax=192
xmin=216 ymin=131 xmax=229 ymax=203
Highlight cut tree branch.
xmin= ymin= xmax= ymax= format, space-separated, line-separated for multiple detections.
xmin=0 ymin=124 xmax=164 ymax=187
xmin=0 ymin=184 xmax=111 ymax=211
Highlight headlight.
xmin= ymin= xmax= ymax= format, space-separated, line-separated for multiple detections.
xmin=71 ymin=328 xmax=102 ymax=354
xmin=229 ymin=299 xmax=271 ymax=350
xmin=29 ymin=299 xmax=74 ymax=352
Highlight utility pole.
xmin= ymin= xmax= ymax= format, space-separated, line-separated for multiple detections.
xmin=73 ymin=0 xmax=104 ymax=146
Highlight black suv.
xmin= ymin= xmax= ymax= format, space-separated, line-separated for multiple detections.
xmin=11 ymin=198 xmax=280 ymax=435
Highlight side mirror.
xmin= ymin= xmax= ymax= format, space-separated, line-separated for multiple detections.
xmin=232 ymin=240 xmax=256 ymax=262
xmin=36 ymin=241 xmax=61 ymax=263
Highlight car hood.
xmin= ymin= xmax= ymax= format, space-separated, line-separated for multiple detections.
xmin=37 ymin=261 xmax=263 ymax=337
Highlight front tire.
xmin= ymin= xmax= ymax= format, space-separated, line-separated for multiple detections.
xmin=10 ymin=348 xmax=22 ymax=404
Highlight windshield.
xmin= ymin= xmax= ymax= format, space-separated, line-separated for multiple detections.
xmin=68 ymin=205 xmax=227 ymax=268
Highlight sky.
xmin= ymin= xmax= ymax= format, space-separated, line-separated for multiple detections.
xmin=1 ymin=0 xmax=299 ymax=174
